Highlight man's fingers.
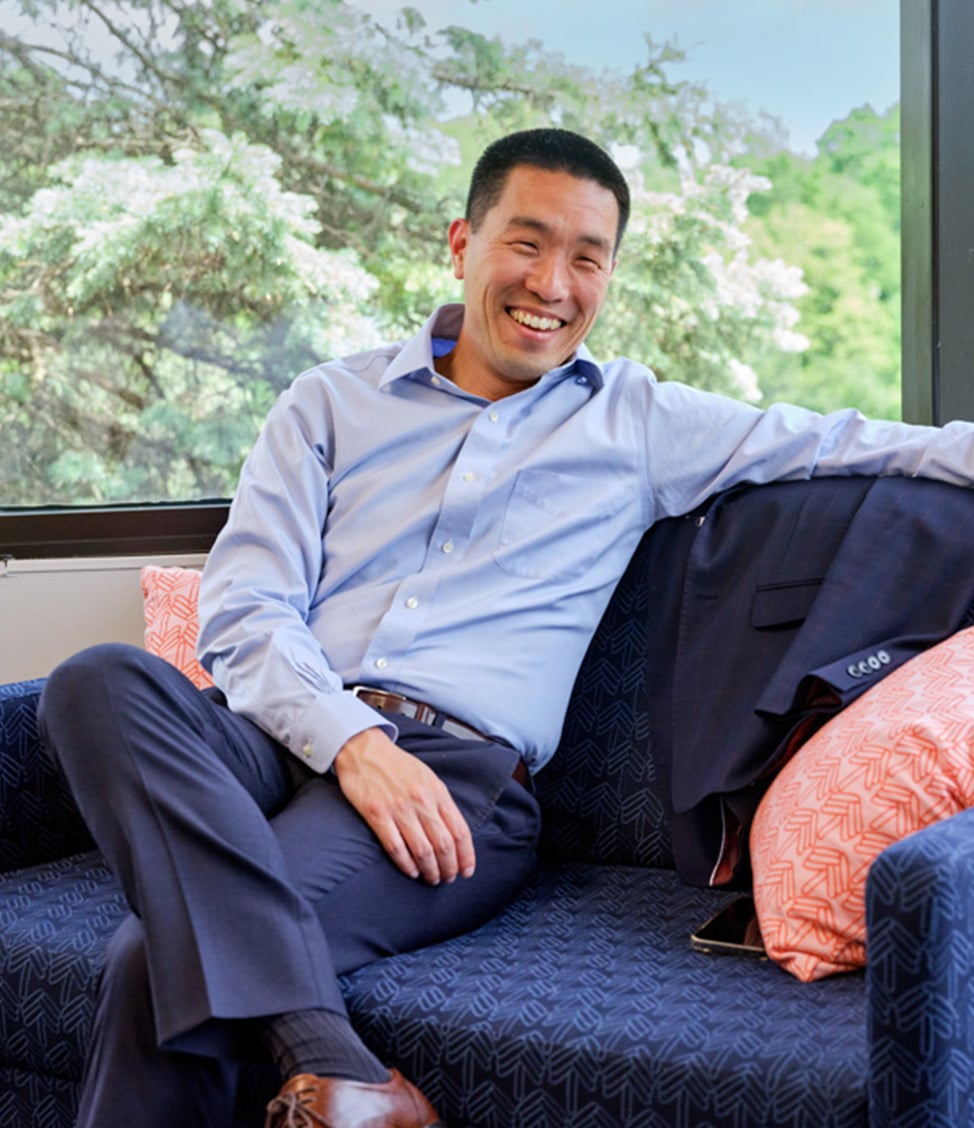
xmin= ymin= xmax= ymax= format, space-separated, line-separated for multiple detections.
xmin=399 ymin=794 xmax=472 ymax=885
xmin=439 ymin=803 xmax=476 ymax=880
xmin=375 ymin=808 xmax=466 ymax=885
xmin=334 ymin=728 xmax=477 ymax=885
xmin=375 ymin=820 xmax=422 ymax=880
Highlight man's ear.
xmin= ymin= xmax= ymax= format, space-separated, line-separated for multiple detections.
xmin=447 ymin=218 xmax=469 ymax=280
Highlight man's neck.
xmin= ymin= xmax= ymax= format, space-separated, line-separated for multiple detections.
xmin=434 ymin=338 xmax=547 ymax=403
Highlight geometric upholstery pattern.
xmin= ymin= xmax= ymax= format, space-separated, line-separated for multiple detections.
xmin=2 ymin=481 xmax=973 ymax=1127
xmin=341 ymin=862 xmax=870 ymax=1128
xmin=867 ymin=807 xmax=974 ymax=1128
xmin=0 ymin=854 xmax=123 ymax=1128
xmin=0 ymin=854 xmax=122 ymax=1079
xmin=0 ymin=1072 xmax=80 ymax=1128
xmin=535 ymin=530 xmax=674 ymax=870
xmin=0 ymin=848 xmax=874 ymax=1128
xmin=0 ymin=680 xmax=93 ymax=874
xmin=753 ymin=625 xmax=974 ymax=982
xmin=0 ymin=669 xmax=876 ymax=1128
xmin=0 ymin=849 xmax=278 ymax=1128
xmin=140 ymin=564 xmax=213 ymax=689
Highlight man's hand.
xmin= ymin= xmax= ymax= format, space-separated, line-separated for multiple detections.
xmin=332 ymin=727 xmax=475 ymax=885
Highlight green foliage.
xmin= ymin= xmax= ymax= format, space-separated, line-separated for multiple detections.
xmin=0 ymin=0 xmax=901 ymax=504
xmin=592 ymin=163 xmax=808 ymax=401
xmin=740 ymin=104 xmax=901 ymax=418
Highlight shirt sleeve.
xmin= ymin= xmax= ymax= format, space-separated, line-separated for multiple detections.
xmin=637 ymin=378 xmax=974 ymax=522
xmin=196 ymin=372 xmax=396 ymax=772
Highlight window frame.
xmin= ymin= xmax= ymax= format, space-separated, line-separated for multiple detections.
xmin=0 ymin=0 xmax=964 ymax=559
xmin=900 ymin=0 xmax=974 ymax=425
xmin=0 ymin=503 xmax=229 ymax=559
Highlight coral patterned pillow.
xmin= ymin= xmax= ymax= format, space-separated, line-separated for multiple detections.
xmin=140 ymin=565 xmax=213 ymax=689
xmin=751 ymin=626 xmax=974 ymax=982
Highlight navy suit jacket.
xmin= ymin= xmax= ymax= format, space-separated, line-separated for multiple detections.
xmin=640 ymin=475 xmax=974 ymax=887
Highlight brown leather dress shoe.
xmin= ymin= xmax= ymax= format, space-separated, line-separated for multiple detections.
xmin=264 ymin=1068 xmax=446 ymax=1128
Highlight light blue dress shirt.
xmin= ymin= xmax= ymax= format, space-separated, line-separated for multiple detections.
xmin=197 ymin=304 xmax=974 ymax=773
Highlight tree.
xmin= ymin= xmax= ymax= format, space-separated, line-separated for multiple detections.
xmin=0 ymin=0 xmax=811 ymax=505
xmin=741 ymin=105 xmax=901 ymax=419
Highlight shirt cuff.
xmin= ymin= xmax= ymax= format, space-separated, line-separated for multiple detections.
xmin=290 ymin=690 xmax=399 ymax=773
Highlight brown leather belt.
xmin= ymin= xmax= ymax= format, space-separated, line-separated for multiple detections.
xmin=350 ymin=686 xmax=529 ymax=788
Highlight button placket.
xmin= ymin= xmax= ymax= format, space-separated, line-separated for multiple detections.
xmin=424 ymin=409 xmax=504 ymax=567
xmin=359 ymin=402 xmax=505 ymax=685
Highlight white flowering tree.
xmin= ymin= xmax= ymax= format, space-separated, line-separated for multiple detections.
xmin=0 ymin=0 xmax=812 ymax=504
xmin=591 ymin=163 xmax=808 ymax=402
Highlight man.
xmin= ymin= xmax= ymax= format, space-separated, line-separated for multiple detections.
xmin=39 ymin=128 xmax=974 ymax=1128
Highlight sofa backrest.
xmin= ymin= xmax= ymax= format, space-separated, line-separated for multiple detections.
xmin=538 ymin=474 xmax=974 ymax=884
xmin=0 ymin=679 xmax=94 ymax=872
xmin=535 ymin=524 xmax=677 ymax=870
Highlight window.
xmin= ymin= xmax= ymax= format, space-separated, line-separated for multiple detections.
xmin=0 ymin=0 xmax=958 ymax=557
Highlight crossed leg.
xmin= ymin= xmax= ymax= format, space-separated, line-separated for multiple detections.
xmin=39 ymin=644 xmax=539 ymax=1127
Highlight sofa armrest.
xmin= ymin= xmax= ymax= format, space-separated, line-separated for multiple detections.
xmin=866 ymin=807 xmax=974 ymax=1127
xmin=0 ymin=678 xmax=94 ymax=872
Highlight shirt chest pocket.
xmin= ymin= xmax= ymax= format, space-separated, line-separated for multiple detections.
xmin=493 ymin=468 xmax=633 ymax=583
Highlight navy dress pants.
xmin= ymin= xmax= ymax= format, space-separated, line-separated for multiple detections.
xmin=38 ymin=644 xmax=541 ymax=1128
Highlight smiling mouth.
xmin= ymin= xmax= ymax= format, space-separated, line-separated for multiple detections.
xmin=508 ymin=307 xmax=566 ymax=333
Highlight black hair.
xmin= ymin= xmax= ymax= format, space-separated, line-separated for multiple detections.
xmin=465 ymin=128 xmax=631 ymax=254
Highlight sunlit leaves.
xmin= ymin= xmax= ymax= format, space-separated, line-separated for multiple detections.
xmin=0 ymin=0 xmax=894 ymax=503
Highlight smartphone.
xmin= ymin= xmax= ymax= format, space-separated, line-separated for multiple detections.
xmin=690 ymin=895 xmax=766 ymax=959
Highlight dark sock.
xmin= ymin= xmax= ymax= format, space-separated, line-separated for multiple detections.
xmin=261 ymin=1008 xmax=389 ymax=1084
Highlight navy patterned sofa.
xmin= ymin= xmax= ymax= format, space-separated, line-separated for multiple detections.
xmin=2 ymin=480 xmax=974 ymax=1127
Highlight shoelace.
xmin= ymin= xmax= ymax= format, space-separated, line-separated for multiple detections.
xmin=264 ymin=1090 xmax=331 ymax=1128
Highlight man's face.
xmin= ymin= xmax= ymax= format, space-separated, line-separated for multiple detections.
xmin=445 ymin=165 xmax=619 ymax=399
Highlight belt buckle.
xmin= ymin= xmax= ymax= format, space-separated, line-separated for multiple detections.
xmin=351 ymin=685 xmax=403 ymax=706
xmin=351 ymin=686 xmax=421 ymax=721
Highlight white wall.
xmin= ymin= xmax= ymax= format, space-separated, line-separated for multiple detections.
xmin=0 ymin=554 xmax=206 ymax=683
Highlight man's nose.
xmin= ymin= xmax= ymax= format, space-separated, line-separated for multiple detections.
xmin=525 ymin=252 xmax=569 ymax=302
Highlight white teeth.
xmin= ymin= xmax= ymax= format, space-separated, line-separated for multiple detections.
xmin=509 ymin=309 xmax=563 ymax=332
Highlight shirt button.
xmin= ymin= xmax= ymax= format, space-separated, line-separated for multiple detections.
xmin=375 ymin=657 xmax=388 ymax=670
xmin=462 ymin=472 xmax=475 ymax=482
xmin=302 ymin=741 xmax=313 ymax=758
xmin=431 ymin=375 xmax=442 ymax=387
xmin=405 ymin=596 xmax=419 ymax=609
xmin=442 ymin=541 xmax=455 ymax=554
xmin=489 ymin=411 xmax=499 ymax=423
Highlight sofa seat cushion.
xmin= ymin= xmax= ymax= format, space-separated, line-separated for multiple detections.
xmin=0 ymin=853 xmax=871 ymax=1128
xmin=0 ymin=852 xmax=124 ymax=1083
xmin=341 ymin=862 xmax=869 ymax=1128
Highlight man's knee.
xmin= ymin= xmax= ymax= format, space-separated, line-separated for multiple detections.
xmin=42 ymin=642 xmax=155 ymax=713
xmin=39 ymin=643 xmax=185 ymax=773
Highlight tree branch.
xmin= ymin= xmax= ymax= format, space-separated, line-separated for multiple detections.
xmin=74 ymin=0 xmax=176 ymax=91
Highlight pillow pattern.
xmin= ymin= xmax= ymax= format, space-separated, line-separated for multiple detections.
xmin=751 ymin=625 xmax=974 ymax=981
xmin=140 ymin=564 xmax=213 ymax=689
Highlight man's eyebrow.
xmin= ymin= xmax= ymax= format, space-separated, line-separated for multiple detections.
xmin=506 ymin=215 xmax=613 ymax=254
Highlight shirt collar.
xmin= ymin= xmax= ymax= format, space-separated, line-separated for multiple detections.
xmin=378 ymin=303 xmax=605 ymax=392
